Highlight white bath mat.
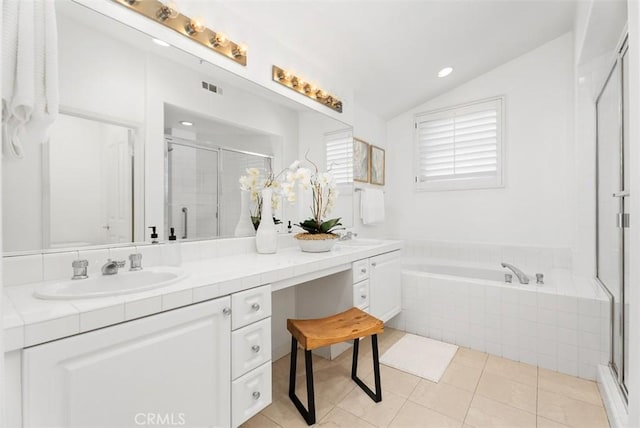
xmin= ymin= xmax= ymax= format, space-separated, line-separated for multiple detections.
xmin=380 ymin=334 xmax=458 ymax=382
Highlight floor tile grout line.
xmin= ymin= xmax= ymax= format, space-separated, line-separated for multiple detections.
xmin=461 ymin=351 xmax=488 ymax=425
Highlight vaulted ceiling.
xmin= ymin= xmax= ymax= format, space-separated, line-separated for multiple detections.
xmin=220 ymin=1 xmax=577 ymax=119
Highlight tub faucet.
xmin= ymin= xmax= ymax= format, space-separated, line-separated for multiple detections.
xmin=102 ymin=259 xmax=126 ymax=275
xmin=501 ymin=262 xmax=529 ymax=284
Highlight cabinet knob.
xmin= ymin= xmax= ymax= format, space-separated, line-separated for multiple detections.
xmin=252 ymin=391 xmax=261 ymax=400
xmin=361 ymin=295 xmax=367 ymax=299
xmin=371 ymin=262 xmax=377 ymax=267
xmin=222 ymin=307 xmax=231 ymax=316
xmin=251 ymin=345 xmax=261 ymax=353
xmin=360 ymin=268 xmax=367 ymax=273
xmin=251 ymin=303 xmax=261 ymax=311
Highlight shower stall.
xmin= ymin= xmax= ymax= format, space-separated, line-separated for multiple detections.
xmin=596 ymin=35 xmax=629 ymax=399
xmin=166 ymin=136 xmax=271 ymax=240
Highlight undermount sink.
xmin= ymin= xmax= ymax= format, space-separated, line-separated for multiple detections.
xmin=34 ymin=266 xmax=188 ymax=300
xmin=337 ymin=239 xmax=383 ymax=247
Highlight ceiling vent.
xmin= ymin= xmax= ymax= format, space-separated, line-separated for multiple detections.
xmin=202 ymin=81 xmax=223 ymax=95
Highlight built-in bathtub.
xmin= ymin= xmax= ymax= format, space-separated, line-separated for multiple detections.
xmin=389 ymin=261 xmax=611 ymax=380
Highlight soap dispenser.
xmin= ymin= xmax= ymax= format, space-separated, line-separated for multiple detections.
xmin=148 ymin=226 xmax=159 ymax=244
xmin=162 ymin=227 xmax=182 ymax=266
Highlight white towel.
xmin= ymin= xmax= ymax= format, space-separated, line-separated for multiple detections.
xmin=2 ymin=0 xmax=59 ymax=159
xmin=360 ymin=188 xmax=385 ymax=225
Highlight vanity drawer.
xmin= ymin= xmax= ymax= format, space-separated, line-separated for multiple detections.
xmin=232 ymin=318 xmax=271 ymax=380
xmin=232 ymin=361 xmax=272 ymax=427
xmin=352 ymin=259 xmax=370 ymax=283
xmin=232 ymin=285 xmax=271 ymax=330
xmin=353 ymin=280 xmax=369 ymax=310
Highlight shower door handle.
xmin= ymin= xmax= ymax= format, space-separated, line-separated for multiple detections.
xmin=182 ymin=207 xmax=188 ymax=239
xmin=616 ymin=213 xmax=630 ymax=228
xmin=613 ymin=190 xmax=630 ymax=198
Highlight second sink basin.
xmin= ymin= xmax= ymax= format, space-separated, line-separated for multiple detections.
xmin=34 ymin=266 xmax=188 ymax=300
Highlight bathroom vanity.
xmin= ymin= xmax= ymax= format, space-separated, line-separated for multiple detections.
xmin=3 ymin=238 xmax=402 ymax=427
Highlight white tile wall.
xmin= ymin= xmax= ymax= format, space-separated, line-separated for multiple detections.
xmin=393 ymin=270 xmax=609 ymax=380
xmin=402 ymin=240 xmax=572 ymax=272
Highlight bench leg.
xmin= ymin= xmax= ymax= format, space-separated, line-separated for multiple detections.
xmin=351 ymin=334 xmax=382 ymax=402
xmin=288 ymin=337 xmax=316 ymax=425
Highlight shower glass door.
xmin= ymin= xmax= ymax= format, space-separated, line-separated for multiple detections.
xmin=167 ymin=140 xmax=219 ymax=240
xmin=596 ymin=38 xmax=629 ymax=398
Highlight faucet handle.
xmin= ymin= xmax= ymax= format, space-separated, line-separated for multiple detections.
xmin=72 ymin=259 xmax=88 ymax=268
xmin=115 ymin=260 xmax=126 ymax=268
xmin=129 ymin=253 xmax=143 ymax=271
xmin=536 ymin=273 xmax=544 ymax=285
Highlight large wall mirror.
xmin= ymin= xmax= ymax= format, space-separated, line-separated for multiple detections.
xmin=2 ymin=0 xmax=353 ymax=254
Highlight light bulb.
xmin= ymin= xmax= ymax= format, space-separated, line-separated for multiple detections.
xmin=185 ymin=19 xmax=205 ymax=35
xmin=232 ymin=44 xmax=247 ymax=58
xmin=210 ymin=32 xmax=229 ymax=48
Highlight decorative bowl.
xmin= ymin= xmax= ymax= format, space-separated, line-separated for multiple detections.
xmin=294 ymin=233 xmax=339 ymax=253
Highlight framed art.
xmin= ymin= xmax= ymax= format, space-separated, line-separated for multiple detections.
xmin=370 ymin=145 xmax=385 ymax=185
xmin=353 ymin=138 xmax=370 ymax=183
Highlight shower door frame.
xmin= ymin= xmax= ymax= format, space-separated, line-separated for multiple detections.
xmin=164 ymin=136 xmax=274 ymax=241
xmin=595 ymin=34 xmax=629 ymax=401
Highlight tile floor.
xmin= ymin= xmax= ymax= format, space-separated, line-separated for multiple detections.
xmin=242 ymin=329 xmax=610 ymax=428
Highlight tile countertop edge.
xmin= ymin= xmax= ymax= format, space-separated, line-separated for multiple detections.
xmin=3 ymin=240 xmax=403 ymax=349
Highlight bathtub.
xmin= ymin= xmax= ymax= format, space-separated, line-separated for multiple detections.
xmin=392 ymin=261 xmax=610 ymax=380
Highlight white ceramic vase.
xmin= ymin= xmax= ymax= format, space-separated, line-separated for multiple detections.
xmin=234 ymin=190 xmax=256 ymax=237
xmin=255 ymin=188 xmax=277 ymax=254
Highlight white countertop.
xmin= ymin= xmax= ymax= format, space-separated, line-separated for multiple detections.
xmin=4 ymin=240 xmax=402 ymax=351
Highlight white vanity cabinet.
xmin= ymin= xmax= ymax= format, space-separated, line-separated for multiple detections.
xmin=369 ymin=251 xmax=402 ymax=322
xmin=22 ymin=296 xmax=232 ymax=428
xmin=230 ymin=284 xmax=272 ymax=427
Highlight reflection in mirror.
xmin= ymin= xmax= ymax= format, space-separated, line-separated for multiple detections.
xmin=2 ymin=0 xmax=353 ymax=254
xmin=47 ymin=113 xmax=138 ymax=249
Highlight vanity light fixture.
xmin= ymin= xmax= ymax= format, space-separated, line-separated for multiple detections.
xmin=112 ymin=0 xmax=247 ymax=66
xmin=180 ymin=121 xmax=194 ymax=126
xmin=272 ymin=65 xmax=343 ymax=113
xmin=438 ymin=67 xmax=453 ymax=78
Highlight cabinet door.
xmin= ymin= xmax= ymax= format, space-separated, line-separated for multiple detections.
xmin=369 ymin=251 xmax=402 ymax=322
xmin=23 ymin=297 xmax=232 ymax=428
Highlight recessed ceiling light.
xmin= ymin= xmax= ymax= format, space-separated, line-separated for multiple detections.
xmin=152 ymin=38 xmax=170 ymax=47
xmin=438 ymin=67 xmax=453 ymax=78
xmin=180 ymin=121 xmax=194 ymax=126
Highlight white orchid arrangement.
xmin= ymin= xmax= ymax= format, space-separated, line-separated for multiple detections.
xmin=239 ymin=160 xmax=304 ymax=229
xmin=295 ymin=156 xmax=342 ymax=235
xmin=239 ymin=155 xmax=341 ymax=234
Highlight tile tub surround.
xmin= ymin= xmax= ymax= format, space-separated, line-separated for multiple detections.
xmin=242 ymin=328 xmax=610 ymax=428
xmin=389 ymin=268 xmax=610 ymax=381
xmin=2 ymin=237 xmax=402 ymax=351
xmin=403 ymin=240 xmax=573 ymax=273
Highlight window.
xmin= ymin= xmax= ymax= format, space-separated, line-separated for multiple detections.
xmin=415 ymin=97 xmax=503 ymax=191
xmin=325 ymin=129 xmax=353 ymax=185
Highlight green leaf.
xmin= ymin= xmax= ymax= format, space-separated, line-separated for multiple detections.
xmin=320 ymin=218 xmax=342 ymax=233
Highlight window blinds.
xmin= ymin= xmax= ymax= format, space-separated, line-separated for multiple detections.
xmin=325 ymin=130 xmax=353 ymax=185
xmin=416 ymin=98 xmax=502 ymax=184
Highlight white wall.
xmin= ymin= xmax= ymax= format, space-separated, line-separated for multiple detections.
xmin=352 ymin=104 xmax=389 ymax=237
xmin=386 ymin=33 xmax=574 ymax=250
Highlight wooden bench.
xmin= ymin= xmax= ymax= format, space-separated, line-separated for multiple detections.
xmin=286 ymin=307 xmax=384 ymax=425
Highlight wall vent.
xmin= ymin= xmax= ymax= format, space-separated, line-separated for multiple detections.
xmin=201 ymin=81 xmax=223 ymax=95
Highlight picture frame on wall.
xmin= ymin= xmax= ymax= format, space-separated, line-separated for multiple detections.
xmin=370 ymin=145 xmax=385 ymax=185
xmin=353 ymin=138 xmax=370 ymax=183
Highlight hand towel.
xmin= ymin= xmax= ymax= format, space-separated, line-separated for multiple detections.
xmin=2 ymin=0 xmax=58 ymax=159
xmin=360 ymin=188 xmax=385 ymax=225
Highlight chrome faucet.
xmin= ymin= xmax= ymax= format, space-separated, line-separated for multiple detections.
xmin=339 ymin=231 xmax=358 ymax=241
xmin=501 ymin=262 xmax=529 ymax=284
xmin=102 ymin=259 xmax=126 ymax=275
